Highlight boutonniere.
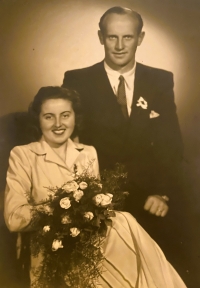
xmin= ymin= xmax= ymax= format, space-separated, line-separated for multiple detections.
xmin=150 ymin=110 xmax=160 ymax=119
xmin=136 ymin=97 xmax=148 ymax=109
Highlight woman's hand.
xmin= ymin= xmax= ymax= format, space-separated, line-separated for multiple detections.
xmin=143 ymin=195 xmax=169 ymax=217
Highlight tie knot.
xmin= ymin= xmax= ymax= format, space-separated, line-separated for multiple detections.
xmin=119 ymin=75 xmax=124 ymax=81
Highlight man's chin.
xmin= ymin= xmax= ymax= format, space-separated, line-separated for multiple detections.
xmin=106 ymin=59 xmax=125 ymax=68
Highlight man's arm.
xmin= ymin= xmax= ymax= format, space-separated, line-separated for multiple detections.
xmin=144 ymin=195 xmax=169 ymax=217
xmin=144 ymin=70 xmax=183 ymax=216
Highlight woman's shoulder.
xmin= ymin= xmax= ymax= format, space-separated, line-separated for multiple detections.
xmin=10 ymin=141 xmax=44 ymax=161
xmin=11 ymin=141 xmax=41 ymax=153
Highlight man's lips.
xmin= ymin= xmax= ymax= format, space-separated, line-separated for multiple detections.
xmin=113 ymin=52 xmax=127 ymax=56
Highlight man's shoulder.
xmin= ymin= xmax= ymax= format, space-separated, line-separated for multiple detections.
xmin=64 ymin=61 xmax=104 ymax=77
xmin=136 ymin=62 xmax=173 ymax=78
xmin=62 ymin=61 xmax=105 ymax=88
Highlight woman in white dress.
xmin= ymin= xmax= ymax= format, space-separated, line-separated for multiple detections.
xmin=4 ymin=86 xmax=187 ymax=287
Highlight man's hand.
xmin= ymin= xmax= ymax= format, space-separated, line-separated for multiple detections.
xmin=144 ymin=195 xmax=169 ymax=217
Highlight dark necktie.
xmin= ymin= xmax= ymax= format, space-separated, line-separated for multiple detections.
xmin=117 ymin=75 xmax=129 ymax=119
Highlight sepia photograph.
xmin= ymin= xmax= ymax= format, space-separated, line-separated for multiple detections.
xmin=0 ymin=0 xmax=200 ymax=287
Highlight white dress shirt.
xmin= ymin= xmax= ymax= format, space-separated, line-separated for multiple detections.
xmin=104 ymin=61 xmax=136 ymax=115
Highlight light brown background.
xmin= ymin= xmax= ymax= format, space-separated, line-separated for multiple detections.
xmin=0 ymin=0 xmax=200 ymax=285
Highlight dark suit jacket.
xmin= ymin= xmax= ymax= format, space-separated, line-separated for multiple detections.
xmin=62 ymin=61 xmax=183 ymax=212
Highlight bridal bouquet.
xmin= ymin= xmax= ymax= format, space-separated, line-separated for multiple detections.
xmin=30 ymin=163 xmax=128 ymax=288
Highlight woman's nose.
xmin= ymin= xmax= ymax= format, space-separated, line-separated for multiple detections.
xmin=54 ymin=116 xmax=62 ymax=127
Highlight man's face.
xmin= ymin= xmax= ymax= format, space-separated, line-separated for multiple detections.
xmin=98 ymin=13 xmax=145 ymax=73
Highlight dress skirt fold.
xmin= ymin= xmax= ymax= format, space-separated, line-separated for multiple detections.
xmin=98 ymin=212 xmax=187 ymax=288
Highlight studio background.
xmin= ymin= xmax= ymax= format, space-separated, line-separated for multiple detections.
xmin=0 ymin=0 xmax=200 ymax=286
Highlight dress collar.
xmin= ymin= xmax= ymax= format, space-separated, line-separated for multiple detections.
xmin=29 ymin=138 xmax=85 ymax=169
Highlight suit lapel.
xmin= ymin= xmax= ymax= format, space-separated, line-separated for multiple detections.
xmin=129 ymin=63 xmax=151 ymax=131
xmin=90 ymin=62 xmax=129 ymax=123
xmin=92 ymin=62 xmax=118 ymax=105
xmin=132 ymin=63 xmax=147 ymax=111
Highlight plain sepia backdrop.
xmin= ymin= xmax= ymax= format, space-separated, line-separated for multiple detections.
xmin=0 ymin=0 xmax=200 ymax=286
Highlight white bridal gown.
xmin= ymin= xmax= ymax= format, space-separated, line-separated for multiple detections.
xmin=98 ymin=211 xmax=187 ymax=288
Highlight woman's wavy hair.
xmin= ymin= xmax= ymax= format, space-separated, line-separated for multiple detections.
xmin=28 ymin=86 xmax=82 ymax=141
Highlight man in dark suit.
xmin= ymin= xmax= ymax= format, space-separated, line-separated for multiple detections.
xmin=62 ymin=6 xmax=189 ymax=280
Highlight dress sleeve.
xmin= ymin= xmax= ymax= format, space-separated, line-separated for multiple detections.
xmin=4 ymin=146 xmax=34 ymax=232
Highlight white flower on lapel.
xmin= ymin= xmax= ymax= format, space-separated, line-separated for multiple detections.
xmin=136 ymin=97 xmax=148 ymax=109
xmin=150 ymin=110 xmax=160 ymax=119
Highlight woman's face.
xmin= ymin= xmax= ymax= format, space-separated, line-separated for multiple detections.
xmin=39 ymin=98 xmax=75 ymax=148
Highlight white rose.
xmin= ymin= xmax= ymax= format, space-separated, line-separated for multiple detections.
xmin=62 ymin=181 xmax=79 ymax=193
xmin=61 ymin=215 xmax=72 ymax=224
xmin=93 ymin=193 xmax=113 ymax=207
xmin=84 ymin=212 xmax=94 ymax=221
xmin=101 ymin=193 xmax=113 ymax=206
xmin=70 ymin=227 xmax=80 ymax=237
xmin=79 ymin=182 xmax=88 ymax=190
xmin=52 ymin=239 xmax=63 ymax=251
xmin=43 ymin=225 xmax=50 ymax=232
xmin=92 ymin=194 xmax=103 ymax=206
xmin=60 ymin=197 xmax=71 ymax=209
xmin=73 ymin=190 xmax=84 ymax=202
xmin=37 ymin=204 xmax=53 ymax=215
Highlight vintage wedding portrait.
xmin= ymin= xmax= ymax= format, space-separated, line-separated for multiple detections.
xmin=0 ymin=0 xmax=200 ymax=287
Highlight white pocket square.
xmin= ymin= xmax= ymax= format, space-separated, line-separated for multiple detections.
xmin=150 ymin=110 xmax=160 ymax=119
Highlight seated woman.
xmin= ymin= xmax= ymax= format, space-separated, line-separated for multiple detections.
xmin=4 ymin=86 xmax=186 ymax=288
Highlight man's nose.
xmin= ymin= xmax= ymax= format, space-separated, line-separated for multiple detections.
xmin=115 ymin=38 xmax=124 ymax=50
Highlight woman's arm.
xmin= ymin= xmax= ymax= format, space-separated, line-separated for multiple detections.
xmin=4 ymin=146 xmax=35 ymax=232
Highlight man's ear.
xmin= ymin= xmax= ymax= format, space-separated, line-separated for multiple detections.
xmin=137 ymin=31 xmax=145 ymax=46
xmin=98 ymin=30 xmax=104 ymax=45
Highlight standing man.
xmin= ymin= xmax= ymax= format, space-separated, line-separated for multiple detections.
xmin=62 ymin=6 xmax=187 ymax=280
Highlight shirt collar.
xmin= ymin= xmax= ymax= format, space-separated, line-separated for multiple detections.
xmin=104 ymin=61 xmax=136 ymax=78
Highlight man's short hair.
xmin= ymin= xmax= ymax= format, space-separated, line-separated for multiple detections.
xmin=99 ymin=6 xmax=143 ymax=34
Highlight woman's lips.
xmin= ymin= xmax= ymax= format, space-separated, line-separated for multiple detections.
xmin=52 ymin=129 xmax=65 ymax=135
